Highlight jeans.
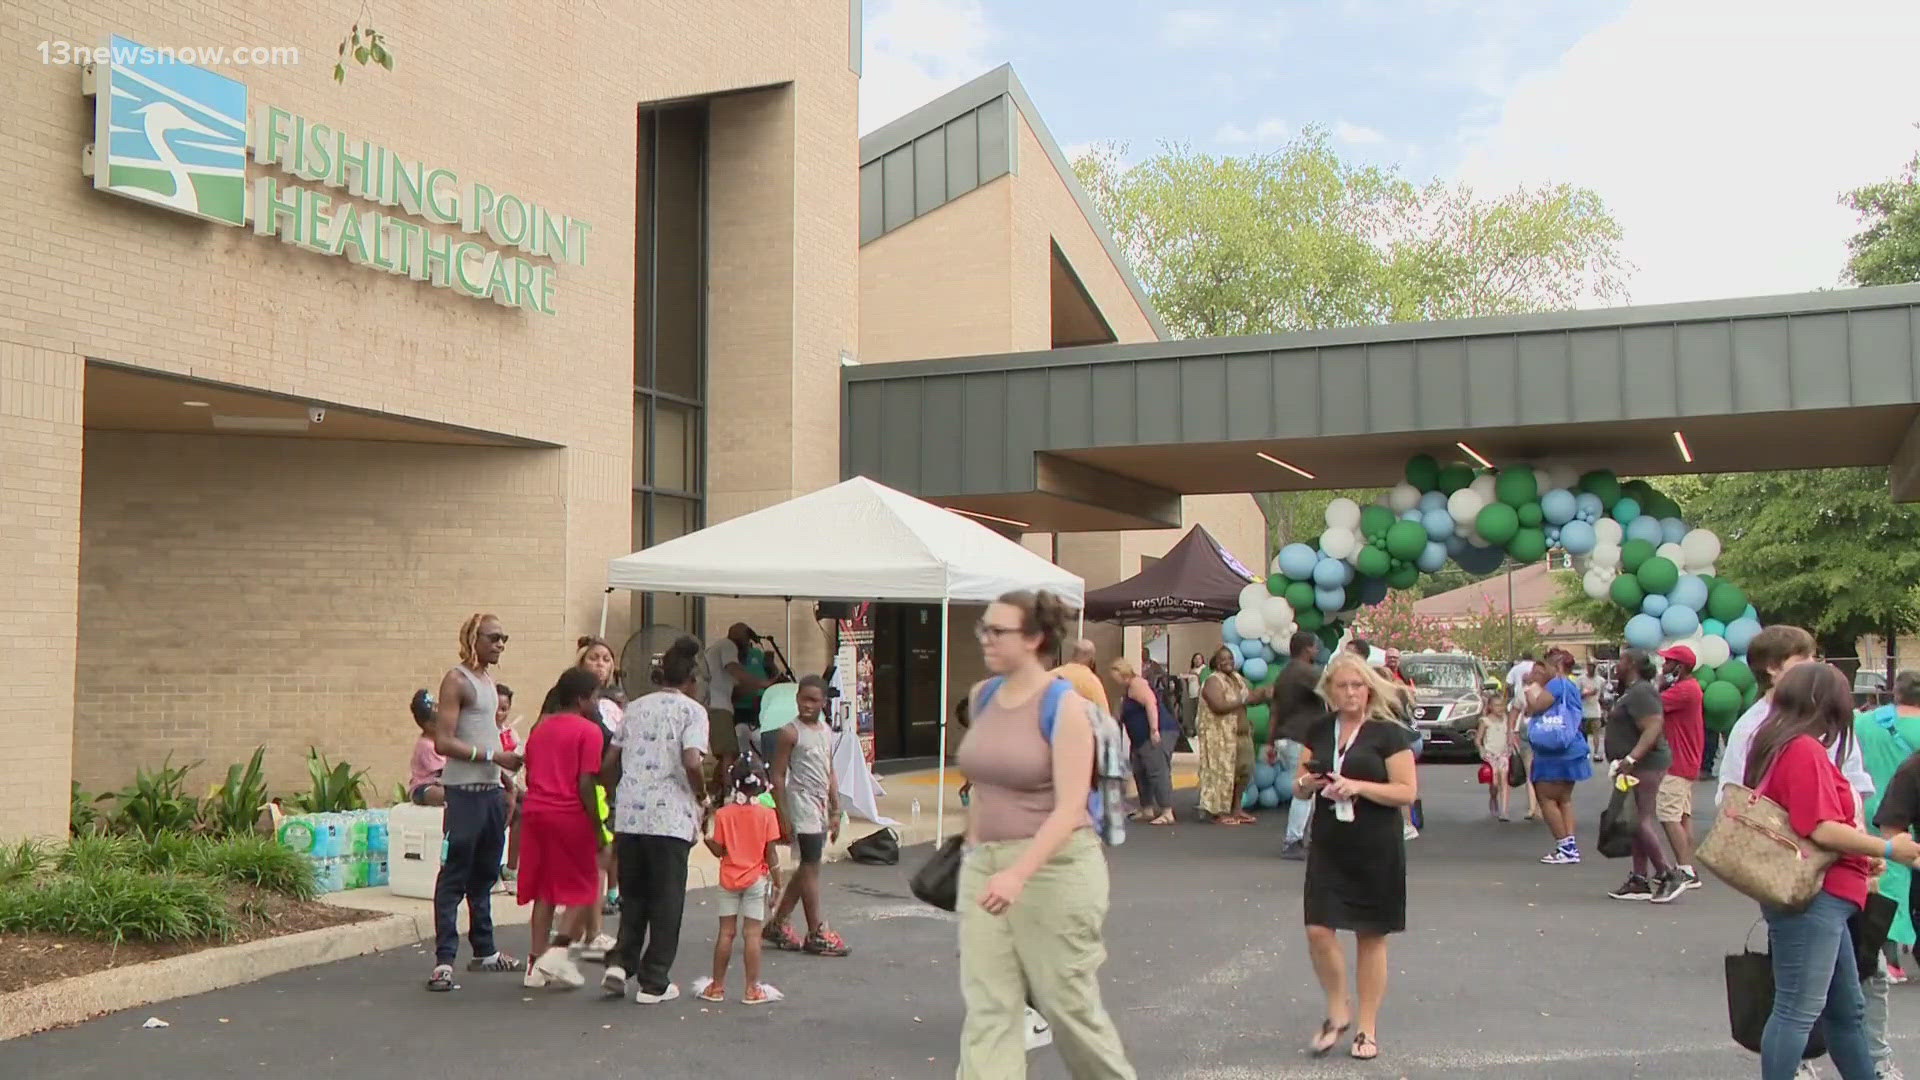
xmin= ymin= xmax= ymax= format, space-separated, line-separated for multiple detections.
xmin=1129 ymin=739 xmax=1174 ymax=811
xmin=1864 ymin=953 xmax=1892 ymax=1065
xmin=433 ymin=785 xmax=509 ymax=965
xmin=1762 ymin=891 xmax=1875 ymax=1080
xmin=611 ymin=833 xmax=692 ymax=994
xmin=1275 ymin=740 xmax=1312 ymax=844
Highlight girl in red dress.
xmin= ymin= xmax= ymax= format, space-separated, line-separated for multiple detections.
xmin=518 ymin=667 xmax=608 ymax=990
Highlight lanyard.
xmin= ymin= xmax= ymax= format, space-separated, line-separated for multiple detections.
xmin=1332 ymin=720 xmax=1363 ymax=777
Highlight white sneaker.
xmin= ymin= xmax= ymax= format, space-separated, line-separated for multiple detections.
xmin=530 ymin=947 xmax=585 ymax=990
xmin=523 ymin=967 xmax=549 ymax=989
xmin=635 ymin=982 xmax=681 ymax=1005
xmin=601 ymin=965 xmax=628 ymax=996
xmin=1797 ymin=1062 xmax=1823 ymax=1079
xmin=1025 ymin=1007 xmax=1052 ymax=1052
xmin=579 ymin=934 xmax=618 ymax=962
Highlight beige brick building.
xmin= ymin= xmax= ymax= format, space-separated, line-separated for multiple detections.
xmin=0 ymin=8 xmax=1255 ymax=837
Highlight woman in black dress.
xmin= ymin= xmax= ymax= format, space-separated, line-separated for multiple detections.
xmin=1291 ymin=651 xmax=1419 ymax=1062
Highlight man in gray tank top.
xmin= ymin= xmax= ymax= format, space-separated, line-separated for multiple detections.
xmin=426 ymin=613 xmax=526 ymax=991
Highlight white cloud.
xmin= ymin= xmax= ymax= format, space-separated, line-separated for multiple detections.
xmin=859 ymin=0 xmax=993 ymax=134
xmin=1457 ymin=0 xmax=1920 ymax=305
xmin=1216 ymin=118 xmax=1289 ymax=146
xmin=1161 ymin=8 xmax=1230 ymax=47
xmin=1332 ymin=120 xmax=1386 ymax=146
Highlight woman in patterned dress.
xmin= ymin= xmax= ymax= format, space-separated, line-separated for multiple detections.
xmin=1197 ymin=646 xmax=1272 ymax=824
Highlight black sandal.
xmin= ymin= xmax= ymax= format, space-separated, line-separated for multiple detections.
xmin=425 ymin=964 xmax=454 ymax=992
xmin=1308 ymin=1018 xmax=1350 ymax=1057
xmin=1350 ymin=1033 xmax=1379 ymax=1061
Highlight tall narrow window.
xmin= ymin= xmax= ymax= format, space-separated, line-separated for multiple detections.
xmin=632 ymin=104 xmax=709 ymax=640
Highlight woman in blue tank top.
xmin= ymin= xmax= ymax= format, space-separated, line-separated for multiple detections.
xmin=1526 ymin=649 xmax=1592 ymax=865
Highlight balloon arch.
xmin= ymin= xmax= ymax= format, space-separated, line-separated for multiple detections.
xmin=1223 ymin=453 xmax=1761 ymax=760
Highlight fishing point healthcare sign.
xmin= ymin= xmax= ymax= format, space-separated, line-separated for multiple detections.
xmin=81 ymin=35 xmax=588 ymax=314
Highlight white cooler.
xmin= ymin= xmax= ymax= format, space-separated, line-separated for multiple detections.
xmin=387 ymin=802 xmax=445 ymax=899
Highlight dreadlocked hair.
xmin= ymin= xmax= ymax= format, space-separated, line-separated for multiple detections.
xmin=457 ymin=613 xmax=500 ymax=665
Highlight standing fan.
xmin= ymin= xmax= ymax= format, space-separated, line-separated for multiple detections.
xmin=619 ymin=623 xmax=695 ymax=699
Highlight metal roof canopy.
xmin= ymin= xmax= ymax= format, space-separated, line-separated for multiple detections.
xmin=842 ymin=284 xmax=1920 ymax=532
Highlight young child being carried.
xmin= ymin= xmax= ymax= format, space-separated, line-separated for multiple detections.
xmin=693 ymin=760 xmax=786 ymax=1005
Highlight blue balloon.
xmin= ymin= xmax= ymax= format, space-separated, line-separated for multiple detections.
xmin=1419 ymin=491 xmax=1449 ymax=513
xmin=1626 ymin=515 xmax=1665 ymax=545
xmin=1357 ymin=576 xmax=1390 ymax=606
xmin=1417 ymin=541 xmax=1449 ymax=573
xmin=1455 ymin=542 xmax=1504 ymax=575
xmin=1240 ymin=637 xmax=1264 ymax=660
xmin=1241 ymin=786 xmax=1259 ymax=810
xmin=1541 ymin=488 xmax=1577 ymax=525
xmin=1257 ymin=787 xmax=1282 ymax=809
xmin=1661 ymin=605 xmax=1700 ymax=638
xmin=1613 ymin=497 xmax=1642 ymax=524
xmin=1422 ymin=508 xmax=1454 ymax=542
xmin=1625 ymin=613 xmax=1664 ymax=650
xmin=1222 ymin=619 xmax=1241 ymax=644
xmin=1253 ymin=761 xmax=1279 ymax=789
xmin=1261 ymin=644 xmax=1278 ymax=664
xmin=1400 ymin=509 xmax=1423 ymax=522
xmin=1546 ymin=525 xmax=1562 ymax=546
xmin=1576 ymin=492 xmax=1604 ymax=521
xmin=1560 ymin=519 xmax=1597 ymax=555
xmin=1313 ymin=556 xmax=1347 ymax=587
xmin=1670 ymin=574 xmax=1709 ymax=612
xmin=1315 ymin=585 xmax=1346 ymax=612
xmin=1240 ymin=656 xmax=1269 ymax=682
xmin=1278 ymin=543 xmax=1318 ymax=581
xmin=1642 ymin=593 xmax=1669 ymax=617
xmin=1726 ymin=617 xmax=1763 ymax=655
xmin=1660 ymin=517 xmax=1688 ymax=545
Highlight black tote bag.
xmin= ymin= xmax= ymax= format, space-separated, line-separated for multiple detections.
xmin=910 ymin=835 xmax=965 ymax=912
xmin=1726 ymin=946 xmax=1827 ymax=1059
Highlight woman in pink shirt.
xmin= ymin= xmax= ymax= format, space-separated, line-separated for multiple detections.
xmin=517 ymin=667 xmax=609 ymax=991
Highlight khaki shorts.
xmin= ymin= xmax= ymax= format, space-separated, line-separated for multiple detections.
xmin=717 ymin=876 xmax=770 ymax=921
xmin=708 ymin=707 xmax=739 ymax=757
xmin=1656 ymin=773 xmax=1694 ymax=823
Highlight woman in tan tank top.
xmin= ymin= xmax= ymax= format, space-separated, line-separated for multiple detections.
xmin=953 ymin=590 xmax=1136 ymax=1080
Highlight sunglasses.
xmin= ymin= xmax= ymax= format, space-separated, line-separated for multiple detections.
xmin=484 ymin=632 xmax=510 ymax=645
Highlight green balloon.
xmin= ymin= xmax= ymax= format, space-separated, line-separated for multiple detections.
xmin=1405 ymin=454 xmax=1441 ymax=493
xmin=1716 ymin=659 xmax=1756 ymax=693
xmin=1636 ymin=556 xmax=1679 ymax=595
xmin=1386 ymin=519 xmax=1428 ymax=560
xmin=1707 ymin=582 xmax=1748 ymax=623
xmin=1438 ymin=463 xmax=1475 ymax=494
xmin=1387 ymin=564 xmax=1420 ymax=589
xmin=1360 ymin=505 xmax=1395 ymax=542
xmin=1355 ymin=545 xmax=1391 ymax=579
xmin=1507 ymin=527 xmax=1547 ymax=563
xmin=1518 ymin=502 xmax=1543 ymax=528
xmin=1610 ymin=574 xmax=1645 ymax=610
xmin=1695 ymin=667 xmax=1716 ymax=687
xmin=1744 ymin=683 xmax=1760 ymax=709
xmin=1476 ymin=503 xmax=1520 ymax=545
xmin=1645 ymin=494 xmax=1681 ymax=521
xmin=1266 ymin=574 xmax=1288 ymax=597
xmin=1697 ymin=574 xmax=1719 ymax=595
xmin=1495 ymin=467 xmax=1538 ymax=508
xmin=1703 ymin=681 xmax=1743 ymax=730
xmin=1581 ymin=469 xmax=1622 ymax=508
xmin=1247 ymin=703 xmax=1271 ymax=743
xmin=1296 ymin=607 xmax=1324 ymax=632
xmin=1621 ymin=538 xmax=1656 ymax=573
xmin=1622 ymin=479 xmax=1654 ymax=503
xmin=1285 ymin=581 xmax=1316 ymax=611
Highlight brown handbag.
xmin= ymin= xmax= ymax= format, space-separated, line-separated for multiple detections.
xmin=1696 ymin=783 xmax=1836 ymax=910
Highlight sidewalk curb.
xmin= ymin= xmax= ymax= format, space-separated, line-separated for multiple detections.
xmin=0 ymin=816 xmax=962 ymax=1042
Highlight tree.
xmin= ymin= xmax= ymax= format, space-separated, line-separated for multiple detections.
xmin=1350 ymin=591 xmax=1453 ymax=653
xmin=1546 ymin=570 xmax=1630 ymax=644
xmin=1249 ymin=487 xmax=1384 ymax=565
xmin=1077 ymin=131 xmax=1631 ymax=561
xmin=1842 ymin=143 xmax=1920 ymax=287
xmin=334 ymin=16 xmax=396 ymax=83
xmin=1445 ymin=597 xmax=1544 ymax=663
xmin=1676 ymin=467 xmax=1920 ymax=672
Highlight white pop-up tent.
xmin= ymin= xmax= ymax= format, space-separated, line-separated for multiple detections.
xmin=605 ymin=476 xmax=1084 ymax=836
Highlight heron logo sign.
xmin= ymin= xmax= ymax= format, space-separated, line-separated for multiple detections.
xmin=91 ymin=35 xmax=248 ymax=225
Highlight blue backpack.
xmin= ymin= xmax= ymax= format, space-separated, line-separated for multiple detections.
xmin=975 ymin=676 xmax=1127 ymax=845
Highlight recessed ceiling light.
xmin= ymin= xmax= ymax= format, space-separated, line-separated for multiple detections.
xmin=948 ymin=506 xmax=1031 ymax=529
xmin=1255 ymin=451 xmax=1315 ymax=479
xmin=1456 ymin=441 xmax=1494 ymax=469
xmin=1672 ymin=430 xmax=1694 ymax=463
xmin=181 ymin=400 xmax=211 ymax=407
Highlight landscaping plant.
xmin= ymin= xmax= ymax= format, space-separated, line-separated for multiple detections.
xmin=0 ymin=868 xmax=232 ymax=945
xmin=101 ymin=755 xmax=202 ymax=837
xmin=292 ymin=748 xmax=369 ymax=813
xmin=201 ymin=747 xmax=271 ymax=836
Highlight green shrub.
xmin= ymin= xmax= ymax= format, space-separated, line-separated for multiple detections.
xmin=135 ymin=831 xmax=203 ymax=874
xmin=102 ymin=755 xmax=202 ymax=837
xmin=0 ymin=838 xmax=53 ymax=887
xmin=0 ymin=869 xmax=232 ymax=944
xmin=200 ymin=747 xmax=271 ymax=837
xmin=188 ymin=835 xmax=317 ymax=900
xmin=291 ymin=749 xmax=369 ymax=813
xmin=69 ymin=782 xmax=109 ymax=837
xmin=58 ymin=833 xmax=138 ymax=876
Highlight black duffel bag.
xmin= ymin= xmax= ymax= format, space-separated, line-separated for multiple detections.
xmin=847 ymin=827 xmax=900 ymax=866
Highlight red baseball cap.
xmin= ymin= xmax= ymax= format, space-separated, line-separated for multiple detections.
xmin=1657 ymin=644 xmax=1697 ymax=668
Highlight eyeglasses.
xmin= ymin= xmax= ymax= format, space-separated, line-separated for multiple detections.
xmin=484 ymin=633 xmax=510 ymax=645
xmin=974 ymin=621 xmax=1024 ymax=643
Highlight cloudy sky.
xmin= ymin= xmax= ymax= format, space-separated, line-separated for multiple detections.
xmin=860 ymin=0 xmax=1920 ymax=307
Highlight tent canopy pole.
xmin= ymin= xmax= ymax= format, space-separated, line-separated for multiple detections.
xmin=937 ymin=592 xmax=952 ymax=841
xmin=598 ymin=588 xmax=611 ymax=639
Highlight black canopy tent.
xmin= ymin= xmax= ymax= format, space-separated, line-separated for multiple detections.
xmin=1084 ymin=525 xmax=1255 ymax=625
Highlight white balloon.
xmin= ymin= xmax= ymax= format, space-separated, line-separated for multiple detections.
xmin=1582 ymin=568 xmax=1611 ymax=599
xmin=1469 ymin=474 xmax=1498 ymax=503
xmin=1239 ymin=583 xmax=1268 ymax=612
xmin=1234 ymin=609 xmax=1266 ymax=640
xmin=1455 ymin=521 xmax=1473 ymax=538
xmin=1593 ymin=518 xmax=1624 ymax=546
xmin=1696 ymin=634 xmax=1732 ymax=668
xmin=1590 ymin=543 xmax=1621 ymax=569
xmin=1533 ymin=468 xmax=1554 ymax=498
xmin=1325 ymin=497 xmax=1362 ymax=530
xmin=1260 ymin=634 xmax=1274 ymax=644
xmin=1547 ymin=465 xmax=1582 ymax=493
xmin=1319 ymin=527 xmax=1358 ymax=560
xmin=1681 ymin=528 xmax=1722 ymax=568
xmin=1697 ymin=564 xmax=1716 ymax=578
xmin=1388 ymin=482 xmax=1422 ymax=513
xmin=1656 ymin=542 xmax=1686 ymax=566
xmin=1260 ymin=596 xmax=1295 ymax=631
xmin=1447 ymin=488 xmax=1485 ymax=527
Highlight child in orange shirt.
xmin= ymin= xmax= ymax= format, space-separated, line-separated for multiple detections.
xmin=693 ymin=761 xmax=785 ymax=1004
